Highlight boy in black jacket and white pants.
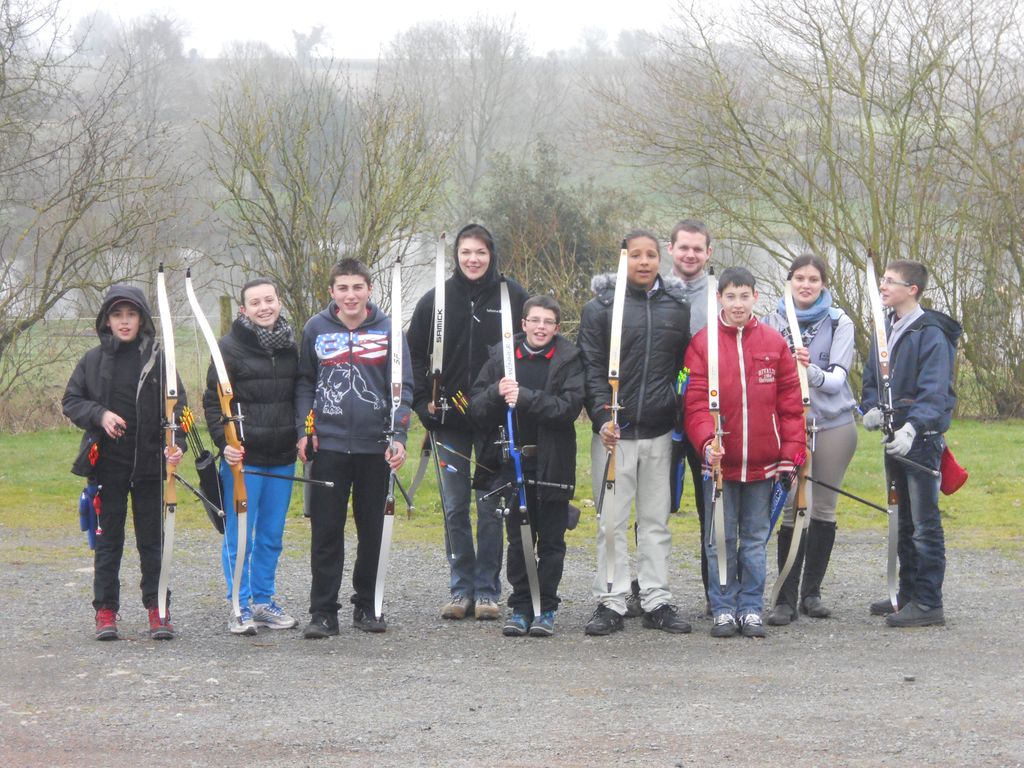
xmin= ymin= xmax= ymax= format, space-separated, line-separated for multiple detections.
xmin=469 ymin=296 xmax=585 ymax=637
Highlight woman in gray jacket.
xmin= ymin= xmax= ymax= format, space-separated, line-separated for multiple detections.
xmin=763 ymin=254 xmax=858 ymax=624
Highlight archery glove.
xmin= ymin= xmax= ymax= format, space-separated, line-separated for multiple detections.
xmin=885 ymin=422 xmax=916 ymax=457
xmin=806 ymin=364 xmax=826 ymax=388
xmin=862 ymin=407 xmax=883 ymax=431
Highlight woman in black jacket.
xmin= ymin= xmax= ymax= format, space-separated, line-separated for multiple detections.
xmin=407 ymin=224 xmax=529 ymax=620
xmin=203 ymin=278 xmax=299 ymax=635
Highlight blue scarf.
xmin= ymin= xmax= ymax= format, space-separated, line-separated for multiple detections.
xmin=776 ymin=288 xmax=833 ymax=328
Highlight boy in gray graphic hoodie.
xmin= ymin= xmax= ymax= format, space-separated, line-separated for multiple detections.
xmin=295 ymin=258 xmax=412 ymax=637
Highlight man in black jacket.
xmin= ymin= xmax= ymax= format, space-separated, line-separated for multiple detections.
xmin=203 ymin=278 xmax=300 ymax=636
xmin=577 ymin=230 xmax=692 ymax=636
xmin=468 ymin=296 xmax=584 ymax=637
xmin=407 ymin=224 xmax=529 ymax=621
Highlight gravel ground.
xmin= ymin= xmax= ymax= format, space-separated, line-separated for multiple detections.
xmin=1 ymin=522 xmax=1022 ymax=768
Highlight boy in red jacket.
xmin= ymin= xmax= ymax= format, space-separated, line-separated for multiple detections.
xmin=684 ymin=267 xmax=805 ymax=638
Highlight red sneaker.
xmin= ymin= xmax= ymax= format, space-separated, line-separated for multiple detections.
xmin=95 ymin=608 xmax=119 ymax=641
xmin=148 ymin=607 xmax=175 ymax=640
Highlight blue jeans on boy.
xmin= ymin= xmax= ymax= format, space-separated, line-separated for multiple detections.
xmin=434 ymin=427 xmax=503 ymax=602
xmin=887 ymin=432 xmax=946 ymax=609
xmin=704 ymin=478 xmax=772 ymax=617
xmin=221 ymin=461 xmax=295 ymax=606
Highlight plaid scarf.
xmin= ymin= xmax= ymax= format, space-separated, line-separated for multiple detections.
xmin=238 ymin=313 xmax=295 ymax=351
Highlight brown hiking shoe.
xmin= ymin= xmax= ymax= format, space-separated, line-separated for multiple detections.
xmin=440 ymin=596 xmax=473 ymax=620
xmin=474 ymin=598 xmax=500 ymax=620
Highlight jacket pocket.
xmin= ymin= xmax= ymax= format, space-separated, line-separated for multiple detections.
xmin=751 ymin=352 xmax=781 ymax=386
xmin=72 ymin=432 xmax=101 ymax=477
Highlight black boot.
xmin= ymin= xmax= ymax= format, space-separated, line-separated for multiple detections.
xmin=766 ymin=526 xmax=803 ymax=626
xmin=800 ymin=519 xmax=837 ymax=618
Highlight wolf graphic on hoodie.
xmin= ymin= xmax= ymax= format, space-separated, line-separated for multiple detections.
xmin=315 ymin=328 xmax=388 ymax=416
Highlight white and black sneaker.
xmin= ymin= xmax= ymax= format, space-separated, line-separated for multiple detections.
xmin=252 ymin=601 xmax=297 ymax=630
xmin=229 ymin=606 xmax=258 ymax=636
xmin=739 ymin=612 xmax=766 ymax=638
xmin=710 ymin=612 xmax=738 ymax=638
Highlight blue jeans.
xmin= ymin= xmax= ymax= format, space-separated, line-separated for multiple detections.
xmin=704 ymin=478 xmax=772 ymax=617
xmin=221 ymin=461 xmax=295 ymax=606
xmin=435 ymin=427 xmax=503 ymax=601
xmin=887 ymin=432 xmax=946 ymax=608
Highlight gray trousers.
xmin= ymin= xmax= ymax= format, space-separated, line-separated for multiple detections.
xmin=782 ymin=419 xmax=857 ymax=526
xmin=591 ymin=432 xmax=673 ymax=613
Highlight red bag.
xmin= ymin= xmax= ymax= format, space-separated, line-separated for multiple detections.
xmin=940 ymin=446 xmax=968 ymax=496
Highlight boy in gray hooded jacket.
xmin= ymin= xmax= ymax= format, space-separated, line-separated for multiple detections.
xmin=295 ymin=259 xmax=412 ymax=637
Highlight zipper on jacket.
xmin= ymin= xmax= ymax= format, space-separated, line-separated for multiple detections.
xmin=467 ymin=299 xmax=475 ymax=396
xmin=345 ymin=330 xmax=355 ymax=453
xmin=131 ymin=340 xmax=159 ymax=486
xmin=635 ymin=294 xmax=653 ymax=430
xmin=736 ymin=327 xmax=749 ymax=483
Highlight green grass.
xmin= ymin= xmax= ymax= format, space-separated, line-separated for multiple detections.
xmin=2 ymin=419 xmax=1021 ymax=556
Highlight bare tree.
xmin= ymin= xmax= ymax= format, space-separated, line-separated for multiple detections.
xmin=386 ymin=17 xmax=542 ymax=223
xmin=204 ymin=50 xmax=451 ymax=329
xmin=595 ymin=0 xmax=1024 ymax=414
xmin=0 ymin=0 xmax=185 ymax=406
xmin=478 ymin=140 xmax=644 ymax=333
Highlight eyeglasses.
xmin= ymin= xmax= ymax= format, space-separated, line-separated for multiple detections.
xmin=524 ymin=317 xmax=558 ymax=327
xmin=879 ymin=276 xmax=913 ymax=288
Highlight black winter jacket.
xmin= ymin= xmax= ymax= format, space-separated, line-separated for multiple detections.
xmin=468 ymin=334 xmax=584 ymax=502
xmin=202 ymin=317 xmax=299 ymax=467
xmin=577 ymin=274 xmax=691 ymax=439
xmin=408 ymin=254 xmax=528 ymax=434
xmin=62 ymin=284 xmax=187 ymax=478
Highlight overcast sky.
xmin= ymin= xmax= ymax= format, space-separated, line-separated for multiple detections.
xmin=64 ymin=0 xmax=684 ymax=58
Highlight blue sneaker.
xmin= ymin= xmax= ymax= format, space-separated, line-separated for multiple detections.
xmin=502 ymin=611 xmax=530 ymax=637
xmin=529 ymin=610 xmax=556 ymax=637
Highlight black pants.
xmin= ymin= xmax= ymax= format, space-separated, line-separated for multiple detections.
xmin=684 ymin=439 xmax=709 ymax=599
xmin=504 ymin=478 xmax=568 ymax=615
xmin=308 ymin=450 xmax=389 ymax=616
xmin=92 ymin=468 xmax=162 ymax=612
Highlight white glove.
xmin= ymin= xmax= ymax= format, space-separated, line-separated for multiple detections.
xmin=862 ymin=407 xmax=883 ymax=431
xmin=885 ymin=423 xmax=917 ymax=456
